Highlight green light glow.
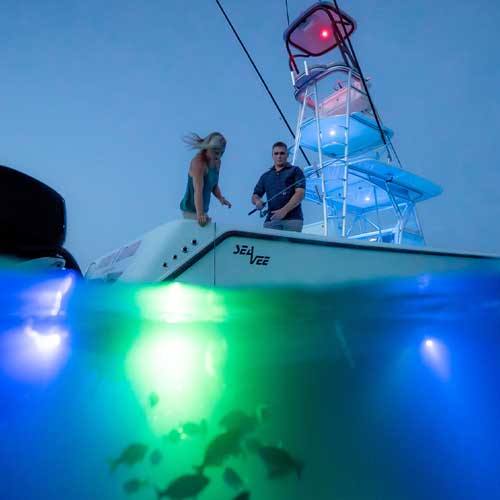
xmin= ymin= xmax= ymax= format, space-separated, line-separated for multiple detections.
xmin=126 ymin=327 xmax=227 ymax=433
xmin=135 ymin=282 xmax=227 ymax=324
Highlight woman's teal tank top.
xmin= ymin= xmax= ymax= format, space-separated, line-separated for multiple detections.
xmin=179 ymin=165 xmax=219 ymax=214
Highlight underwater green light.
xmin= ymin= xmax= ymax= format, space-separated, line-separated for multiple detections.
xmin=135 ymin=282 xmax=227 ymax=324
xmin=125 ymin=324 xmax=227 ymax=434
xmin=124 ymin=282 xmax=233 ymax=433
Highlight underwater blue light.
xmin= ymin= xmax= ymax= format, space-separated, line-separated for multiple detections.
xmin=0 ymin=271 xmax=75 ymax=382
xmin=0 ymin=324 xmax=69 ymax=382
xmin=25 ymin=325 xmax=62 ymax=352
xmin=420 ymin=337 xmax=450 ymax=380
xmin=22 ymin=272 xmax=75 ymax=319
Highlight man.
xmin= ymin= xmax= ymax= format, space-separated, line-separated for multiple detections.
xmin=251 ymin=141 xmax=306 ymax=232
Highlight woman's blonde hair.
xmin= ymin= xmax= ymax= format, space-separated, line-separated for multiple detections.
xmin=184 ymin=132 xmax=226 ymax=151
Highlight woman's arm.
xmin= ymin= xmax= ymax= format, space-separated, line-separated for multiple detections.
xmin=189 ymin=156 xmax=209 ymax=226
xmin=212 ymin=184 xmax=232 ymax=208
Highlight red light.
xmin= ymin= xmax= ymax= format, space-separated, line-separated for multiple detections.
xmin=321 ymin=29 xmax=329 ymax=39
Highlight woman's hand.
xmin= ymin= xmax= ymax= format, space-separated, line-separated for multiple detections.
xmin=220 ymin=197 xmax=232 ymax=209
xmin=197 ymin=213 xmax=211 ymax=227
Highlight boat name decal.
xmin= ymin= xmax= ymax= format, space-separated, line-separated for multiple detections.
xmin=233 ymin=244 xmax=270 ymax=266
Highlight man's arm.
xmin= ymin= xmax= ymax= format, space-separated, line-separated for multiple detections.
xmin=270 ymin=188 xmax=305 ymax=220
xmin=270 ymin=167 xmax=306 ymax=220
xmin=251 ymin=193 xmax=264 ymax=209
xmin=252 ymin=174 xmax=266 ymax=208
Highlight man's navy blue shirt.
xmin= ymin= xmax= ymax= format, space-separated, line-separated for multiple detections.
xmin=253 ymin=163 xmax=306 ymax=222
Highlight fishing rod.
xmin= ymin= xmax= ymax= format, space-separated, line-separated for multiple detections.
xmin=247 ymin=158 xmax=346 ymax=217
xmin=249 ymin=156 xmax=396 ymax=218
xmin=214 ymin=0 xmax=311 ymax=166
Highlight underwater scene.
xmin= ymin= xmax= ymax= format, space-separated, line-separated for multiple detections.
xmin=1 ymin=267 xmax=499 ymax=499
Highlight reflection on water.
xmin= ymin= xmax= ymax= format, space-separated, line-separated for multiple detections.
xmin=0 ymin=267 xmax=499 ymax=499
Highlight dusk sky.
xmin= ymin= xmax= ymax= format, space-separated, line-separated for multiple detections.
xmin=1 ymin=0 xmax=499 ymax=269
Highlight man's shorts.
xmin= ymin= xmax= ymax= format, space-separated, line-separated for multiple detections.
xmin=264 ymin=219 xmax=303 ymax=232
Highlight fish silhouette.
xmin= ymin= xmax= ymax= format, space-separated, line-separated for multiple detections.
xmin=194 ymin=430 xmax=243 ymax=473
xmin=156 ymin=473 xmax=209 ymax=499
xmin=109 ymin=443 xmax=148 ymax=473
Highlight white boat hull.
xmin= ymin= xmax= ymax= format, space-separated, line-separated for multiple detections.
xmin=85 ymin=220 xmax=500 ymax=286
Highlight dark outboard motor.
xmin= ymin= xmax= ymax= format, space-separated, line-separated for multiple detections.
xmin=0 ymin=165 xmax=81 ymax=274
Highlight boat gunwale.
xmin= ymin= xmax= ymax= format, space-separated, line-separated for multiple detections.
xmin=165 ymin=227 xmax=499 ymax=281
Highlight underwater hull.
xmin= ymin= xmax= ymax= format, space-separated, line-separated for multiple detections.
xmin=85 ymin=220 xmax=500 ymax=286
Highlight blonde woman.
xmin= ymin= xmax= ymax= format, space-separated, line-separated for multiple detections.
xmin=180 ymin=132 xmax=232 ymax=227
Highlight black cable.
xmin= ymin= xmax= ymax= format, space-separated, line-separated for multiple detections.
xmin=214 ymin=0 xmax=311 ymax=166
xmin=332 ymin=0 xmax=402 ymax=166
xmin=334 ymin=0 xmax=404 ymax=168
xmin=285 ymin=0 xmax=290 ymax=24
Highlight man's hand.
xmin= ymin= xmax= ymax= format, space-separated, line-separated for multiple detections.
xmin=253 ymin=198 xmax=264 ymax=209
xmin=197 ymin=213 xmax=211 ymax=227
xmin=220 ymin=197 xmax=232 ymax=208
xmin=270 ymin=207 xmax=288 ymax=221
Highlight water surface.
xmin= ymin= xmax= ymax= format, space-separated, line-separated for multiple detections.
xmin=1 ymin=268 xmax=499 ymax=499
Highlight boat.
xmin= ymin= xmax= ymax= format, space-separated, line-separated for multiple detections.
xmin=83 ymin=1 xmax=500 ymax=285
xmin=2 ymin=1 xmax=499 ymax=284
xmin=1 ymin=6 xmax=500 ymax=499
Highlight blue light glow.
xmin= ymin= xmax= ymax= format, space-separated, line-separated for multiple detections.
xmin=25 ymin=324 xmax=63 ymax=352
xmin=420 ymin=337 xmax=450 ymax=380
xmin=1 ymin=324 xmax=69 ymax=382
xmin=23 ymin=273 xmax=75 ymax=319
xmin=0 ymin=271 xmax=74 ymax=383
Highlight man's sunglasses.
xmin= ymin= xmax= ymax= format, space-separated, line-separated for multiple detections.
xmin=273 ymin=152 xmax=287 ymax=155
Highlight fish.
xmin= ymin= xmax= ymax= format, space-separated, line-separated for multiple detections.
xmin=223 ymin=466 xmax=244 ymax=490
xmin=219 ymin=406 xmax=270 ymax=435
xmin=256 ymin=445 xmax=304 ymax=479
xmin=233 ymin=492 xmax=250 ymax=500
xmin=109 ymin=443 xmax=148 ymax=473
xmin=194 ymin=430 xmax=243 ymax=473
xmin=181 ymin=419 xmax=207 ymax=437
xmin=219 ymin=410 xmax=258 ymax=435
xmin=245 ymin=437 xmax=263 ymax=454
xmin=156 ymin=473 xmax=209 ymax=499
xmin=164 ymin=428 xmax=181 ymax=444
xmin=149 ymin=392 xmax=160 ymax=408
xmin=150 ymin=449 xmax=163 ymax=466
xmin=257 ymin=404 xmax=271 ymax=423
xmin=122 ymin=478 xmax=149 ymax=494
